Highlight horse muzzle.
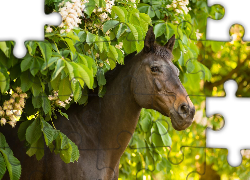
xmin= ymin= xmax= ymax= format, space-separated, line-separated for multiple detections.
xmin=170 ymin=103 xmax=195 ymax=131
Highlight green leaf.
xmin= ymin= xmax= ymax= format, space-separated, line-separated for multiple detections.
xmin=103 ymin=20 xmax=119 ymax=33
xmin=71 ymin=80 xmax=82 ymax=102
xmin=18 ymin=120 xmax=33 ymax=141
xmin=30 ymin=57 xmax=42 ymax=76
xmin=116 ymin=24 xmax=127 ymax=40
xmin=59 ymin=77 xmax=72 ymax=101
xmin=58 ymin=109 xmax=69 ymax=120
xmin=139 ymin=13 xmax=151 ymax=25
xmin=112 ymin=6 xmax=126 ymax=22
xmin=0 ymin=133 xmax=7 ymax=150
xmin=84 ymin=0 xmax=96 ymax=16
xmin=64 ymin=38 xmax=76 ymax=54
xmin=42 ymin=57 xmax=60 ymax=71
xmin=126 ymin=23 xmax=138 ymax=41
xmin=65 ymin=61 xmax=74 ymax=80
xmin=0 ymin=149 xmax=21 ymax=180
xmin=95 ymin=36 xmax=104 ymax=53
xmin=21 ymin=55 xmax=33 ymax=72
xmin=31 ymin=76 xmax=42 ymax=96
xmin=51 ymin=73 xmax=61 ymax=91
xmin=9 ymin=64 xmax=21 ymax=80
xmin=122 ymin=33 xmax=136 ymax=54
xmin=0 ymin=72 xmax=6 ymax=93
xmin=20 ymin=71 xmax=33 ymax=92
xmin=173 ymin=48 xmax=181 ymax=63
xmin=66 ymin=31 xmax=80 ymax=41
xmin=129 ymin=9 xmax=140 ymax=25
xmin=77 ymin=88 xmax=88 ymax=105
xmin=108 ymin=45 xmax=118 ymax=60
xmin=167 ymin=23 xmax=176 ymax=39
xmin=156 ymin=121 xmax=172 ymax=146
xmin=134 ymin=25 xmax=144 ymax=52
xmin=51 ymin=59 xmax=65 ymax=81
xmin=86 ymin=32 xmax=96 ymax=45
xmin=69 ymin=140 xmax=79 ymax=162
xmin=78 ymin=31 xmax=87 ymax=42
xmin=32 ymin=95 xmax=43 ymax=109
xmin=0 ymin=42 xmax=10 ymax=58
xmin=0 ymin=153 xmax=6 ymax=179
xmin=60 ymin=142 xmax=72 ymax=163
xmin=26 ymin=118 xmax=42 ymax=144
xmin=41 ymin=119 xmax=59 ymax=146
xmin=35 ymin=136 xmax=44 ymax=160
xmin=70 ymin=62 xmax=93 ymax=89
xmin=26 ymin=41 xmax=37 ymax=56
xmin=151 ymin=125 xmax=164 ymax=147
xmin=154 ymin=23 xmax=166 ymax=38
xmin=37 ymin=42 xmax=52 ymax=62
xmin=116 ymin=48 xmax=124 ymax=64
xmin=42 ymin=93 xmax=51 ymax=115
xmin=139 ymin=111 xmax=151 ymax=132
xmin=97 ymin=69 xmax=106 ymax=86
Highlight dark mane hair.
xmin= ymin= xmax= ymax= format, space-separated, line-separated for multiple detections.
xmin=153 ymin=44 xmax=173 ymax=60
xmin=105 ymin=51 xmax=136 ymax=84
xmin=87 ymin=51 xmax=136 ymax=99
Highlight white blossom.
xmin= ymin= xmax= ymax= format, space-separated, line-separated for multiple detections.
xmin=195 ymin=29 xmax=203 ymax=40
xmin=0 ymin=118 xmax=6 ymax=125
xmin=58 ymin=0 xmax=85 ymax=33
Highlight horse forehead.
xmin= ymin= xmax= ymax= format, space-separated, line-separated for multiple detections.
xmin=154 ymin=46 xmax=172 ymax=59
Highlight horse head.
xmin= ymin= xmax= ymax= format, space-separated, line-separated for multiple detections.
xmin=131 ymin=27 xmax=195 ymax=131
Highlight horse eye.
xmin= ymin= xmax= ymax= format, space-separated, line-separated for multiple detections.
xmin=151 ymin=66 xmax=160 ymax=73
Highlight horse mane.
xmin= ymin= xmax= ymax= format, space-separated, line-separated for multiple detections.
xmin=105 ymin=51 xmax=137 ymax=84
xmin=153 ymin=44 xmax=173 ymax=60
xmin=87 ymin=51 xmax=137 ymax=100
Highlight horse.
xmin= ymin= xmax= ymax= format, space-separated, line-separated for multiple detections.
xmin=1 ymin=27 xmax=195 ymax=180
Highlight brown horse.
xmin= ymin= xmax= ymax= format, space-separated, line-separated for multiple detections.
xmin=1 ymin=27 xmax=195 ymax=180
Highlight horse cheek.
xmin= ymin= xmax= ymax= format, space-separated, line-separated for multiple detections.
xmin=154 ymin=79 xmax=163 ymax=91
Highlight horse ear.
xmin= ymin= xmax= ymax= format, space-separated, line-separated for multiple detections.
xmin=165 ymin=34 xmax=175 ymax=52
xmin=144 ymin=26 xmax=155 ymax=52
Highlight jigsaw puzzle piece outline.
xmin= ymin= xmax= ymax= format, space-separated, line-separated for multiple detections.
xmin=207 ymin=0 xmax=250 ymax=42
xmin=0 ymin=0 xmax=61 ymax=58
xmin=206 ymin=79 xmax=250 ymax=167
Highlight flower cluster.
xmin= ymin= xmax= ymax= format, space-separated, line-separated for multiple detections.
xmin=46 ymin=0 xmax=86 ymax=34
xmin=195 ymin=29 xmax=203 ymax=40
xmin=48 ymin=90 xmax=73 ymax=108
xmin=115 ymin=42 xmax=123 ymax=49
xmin=105 ymin=0 xmax=115 ymax=14
xmin=0 ymin=87 xmax=27 ymax=128
xmin=242 ymin=150 xmax=250 ymax=159
xmin=59 ymin=0 xmax=86 ymax=33
xmin=99 ymin=12 xmax=109 ymax=22
xmin=166 ymin=0 xmax=191 ymax=16
xmin=115 ymin=42 xmax=124 ymax=54
xmin=123 ymin=0 xmax=137 ymax=8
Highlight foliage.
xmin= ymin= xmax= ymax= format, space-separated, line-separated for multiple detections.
xmin=1 ymin=0 xmax=246 ymax=179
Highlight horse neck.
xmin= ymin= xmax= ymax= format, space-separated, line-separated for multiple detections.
xmin=99 ymin=55 xmax=142 ymax=149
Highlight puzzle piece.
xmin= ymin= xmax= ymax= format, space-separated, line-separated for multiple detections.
xmin=125 ymin=146 xmax=206 ymax=179
xmin=199 ymin=148 xmax=250 ymax=179
xmin=0 ymin=0 xmax=61 ymax=58
xmin=206 ymin=79 xmax=250 ymax=167
xmin=2 ymin=0 xmax=243 ymax=179
xmin=207 ymin=0 xmax=250 ymax=41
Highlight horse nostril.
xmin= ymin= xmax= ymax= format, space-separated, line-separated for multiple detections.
xmin=181 ymin=105 xmax=188 ymax=114
xmin=178 ymin=103 xmax=190 ymax=118
xmin=190 ymin=106 xmax=195 ymax=118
